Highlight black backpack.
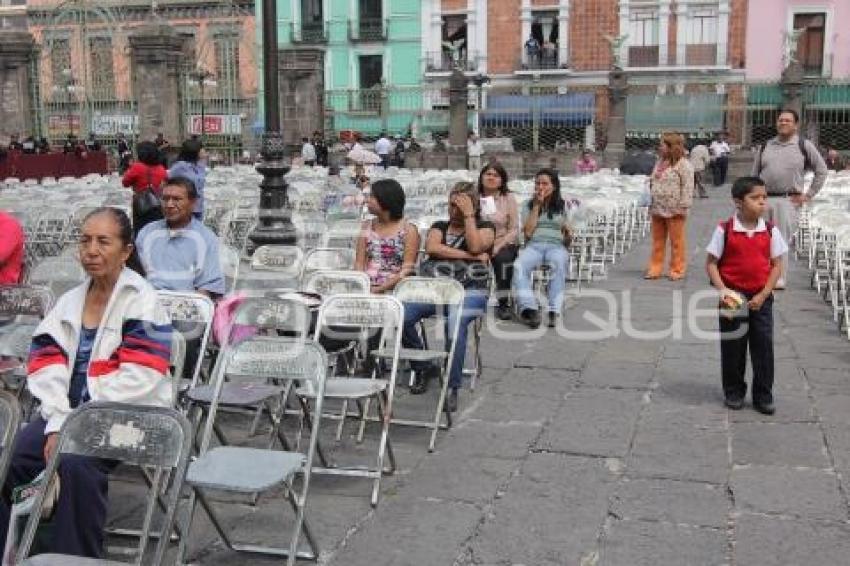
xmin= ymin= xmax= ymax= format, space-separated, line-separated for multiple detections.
xmin=756 ymin=137 xmax=812 ymax=175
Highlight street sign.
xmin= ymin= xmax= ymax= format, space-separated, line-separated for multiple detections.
xmin=187 ymin=114 xmax=242 ymax=135
xmin=91 ymin=113 xmax=138 ymax=136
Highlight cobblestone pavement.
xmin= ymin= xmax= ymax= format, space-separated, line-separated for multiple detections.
xmin=111 ymin=185 xmax=850 ymax=565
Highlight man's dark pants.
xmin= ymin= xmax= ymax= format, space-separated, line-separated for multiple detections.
xmin=719 ymin=293 xmax=774 ymax=405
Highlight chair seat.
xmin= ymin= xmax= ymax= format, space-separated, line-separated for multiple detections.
xmin=187 ymin=383 xmax=282 ymax=406
xmin=187 ymin=446 xmax=304 ymax=492
xmin=297 ymin=377 xmax=387 ymax=400
xmin=21 ymin=554 xmax=124 ymax=565
xmin=374 ymin=348 xmax=448 ymax=362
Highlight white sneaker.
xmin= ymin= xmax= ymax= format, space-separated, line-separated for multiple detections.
xmin=775 ymin=278 xmax=786 ymax=290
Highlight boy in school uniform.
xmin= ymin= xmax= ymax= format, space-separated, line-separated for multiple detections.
xmin=705 ymin=176 xmax=788 ymax=415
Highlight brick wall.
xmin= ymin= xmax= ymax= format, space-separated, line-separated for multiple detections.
xmin=441 ymin=0 xmax=467 ymax=11
xmin=569 ymin=0 xmax=618 ymax=71
xmin=487 ymin=0 xmax=521 ymax=74
xmin=728 ymin=0 xmax=747 ymax=68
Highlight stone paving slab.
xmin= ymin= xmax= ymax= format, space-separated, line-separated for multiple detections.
xmin=102 ymin=187 xmax=850 ymax=565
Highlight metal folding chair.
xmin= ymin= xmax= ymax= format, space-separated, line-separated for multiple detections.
xmin=299 ymin=294 xmax=403 ymax=507
xmin=16 ymin=403 xmax=192 ymax=566
xmin=0 ymin=391 xmax=22 ymax=489
xmin=300 ymin=247 xmax=355 ymax=282
xmin=0 ymin=285 xmax=53 ymax=403
xmin=182 ymin=338 xmax=327 ymax=565
xmin=378 ymin=277 xmax=464 ymax=452
xmin=26 ymin=258 xmax=86 ymax=301
xmin=246 ymin=245 xmax=304 ymax=290
xmin=185 ymin=295 xmax=312 ymax=447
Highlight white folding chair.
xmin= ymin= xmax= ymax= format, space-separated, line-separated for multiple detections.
xmin=299 ymin=294 xmax=403 ymax=507
xmin=182 ymin=338 xmax=327 ymax=565
xmin=17 ymin=403 xmax=192 ymax=566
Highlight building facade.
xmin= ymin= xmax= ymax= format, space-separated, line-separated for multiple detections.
xmin=415 ymin=0 xmax=746 ymax=151
xmin=25 ymin=0 xmax=257 ymax=157
xmin=272 ymin=0 xmax=422 ymax=139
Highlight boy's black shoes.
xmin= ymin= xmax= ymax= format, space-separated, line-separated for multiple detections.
xmin=724 ymin=397 xmax=745 ymax=410
xmin=754 ymin=402 xmax=776 ymax=415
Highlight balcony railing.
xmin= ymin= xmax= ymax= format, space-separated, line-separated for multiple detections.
xmin=626 ymin=43 xmax=729 ymax=68
xmin=348 ymin=18 xmax=387 ymax=42
xmin=290 ymin=21 xmax=327 ymax=44
xmin=424 ymin=50 xmax=480 ymax=73
xmin=520 ymin=45 xmax=566 ymax=71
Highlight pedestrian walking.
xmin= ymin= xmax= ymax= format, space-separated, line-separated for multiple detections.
xmin=313 ymin=131 xmax=329 ymax=167
xmin=690 ymin=143 xmax=711 ymax=198
xmin=374 ymin=132 xmax=391 ymax=169
xmin=645 ymin=132 xmax=694 ymax=281
xmin=709 ymin=133 xmax=730 ymax=186
xmin=301 ymin=136 xmax=316 ymax=167
xmin=706 ymin=177 xmax=787 ymax=415
xmin=752 ymin=108 xmax=828 ymax=288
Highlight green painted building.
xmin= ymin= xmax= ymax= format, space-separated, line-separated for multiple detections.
xmin=266 ymin=0 xmax=426 ymax=137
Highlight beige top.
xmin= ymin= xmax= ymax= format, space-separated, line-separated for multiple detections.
xmin=649 ymin=157 xmax=694 ymax=218
xmin=481 ymin=191 xmax=519 ymax=250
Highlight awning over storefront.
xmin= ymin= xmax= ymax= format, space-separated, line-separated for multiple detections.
xmin=804 ymin=83 xmax=850 ymax=109
xmin=481 ymin=92 xmax=595 ymax=127
xmin=747 ymin=84 xmax=783 ymax=105
xmin=626 ymin=93 xmax=725 ymax=133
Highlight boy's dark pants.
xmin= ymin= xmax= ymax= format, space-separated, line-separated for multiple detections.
xmin=719 ymin=293 xmax=774 ymax=404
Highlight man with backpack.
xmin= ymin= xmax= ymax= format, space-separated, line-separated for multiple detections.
xmin=752 ymin=108 xmax=828 ymax=288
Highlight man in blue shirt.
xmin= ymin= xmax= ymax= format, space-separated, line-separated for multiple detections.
xmin=135 ymin=176 xmax=225 ymax=297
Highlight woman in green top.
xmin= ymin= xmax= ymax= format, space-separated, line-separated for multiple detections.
xmin=512 ymin=168 xmax=572 ymax=329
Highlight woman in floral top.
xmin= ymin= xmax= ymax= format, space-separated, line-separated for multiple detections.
xmin=645 ymin=132 xmax=694 ymax=281
xmin=355 ymin=179 xmax=420 ymax=293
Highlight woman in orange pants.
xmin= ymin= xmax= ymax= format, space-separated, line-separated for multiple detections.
xmin=645 ymin=132 xmax=694 ymax=280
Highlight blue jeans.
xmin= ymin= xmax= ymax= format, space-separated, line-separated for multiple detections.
xmin=512 ymin=241 xmax=569 ymax=313
xmin=402 ymin=292 xmax=488 ymax=389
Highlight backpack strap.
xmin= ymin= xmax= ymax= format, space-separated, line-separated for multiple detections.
xmin=756 ymin=143 xmax=766 ymax=175
xmin=799 ymin=137 xmax=812 ymax=172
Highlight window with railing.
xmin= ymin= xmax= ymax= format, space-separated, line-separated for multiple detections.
xmin=628 ymin=8 xmax=659 ymax=67
xmin=441 ymin=14 xmax=467 ymax=69
xmin=352 ymin=0 xmax=384 ymax=41
xmin=524 ymin=11 xmax=560 ymax=70
xmin=686 ymin=6 xmax=718 ymax=65
xmin=793 ymin=13 xmax=826 ymax=76
xmin=89 ymin=37 xmax=115 ymax=100
xmin=48 ymin=38 xmax=72 ymax=101
xmin=298 ymin=0 xmax=325 ymax=42
xmin=357 ymin=55 xmax=383 ymax=112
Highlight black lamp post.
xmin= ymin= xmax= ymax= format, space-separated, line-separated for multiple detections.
xmin=248 ymin=0 xmax=296 ymax=250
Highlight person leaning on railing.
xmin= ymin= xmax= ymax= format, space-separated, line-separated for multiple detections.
xmin=0 ymin=207 xmax=172 ymax=559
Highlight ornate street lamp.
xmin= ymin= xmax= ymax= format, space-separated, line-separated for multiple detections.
xmin=248 ymin=0 xmax=296 ymax=250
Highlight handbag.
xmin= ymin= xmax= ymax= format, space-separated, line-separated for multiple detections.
xmin=132 ymin=168 xmax=161 ymax=218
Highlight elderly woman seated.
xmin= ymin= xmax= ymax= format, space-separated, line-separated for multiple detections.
xmin=404 ymin=182 xmax=495 ymax=412
xmin=0 ymin=207 xmax=172 ymax=558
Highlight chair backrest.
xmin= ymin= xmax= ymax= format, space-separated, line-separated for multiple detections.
xmin=17 ymin=403 xmax=192 ymax=565
xmin=232 ymin=295 xmax=314 ymax=339
xmin=251 ymin=245 xmax=304 ymax=277
xmin=302 ymin=270 xmax=370 ymax=297
xmin=27 ymin=258 xmax=86 ymax=298
xmin=200 ymin=337 xmax=328 ymax=454
xmin=0 ymin=285 xmax=52 ymax=319
xmin=169 ymin=330 xmax=186 ymax=407
xmin=0 ymin=391 xmax=22 ymax=491
xmin=219 ymin=244 xmax=241 ymax=293
xmin=156 ymin=290 xmax=215 ymax=390
xmin=393 ymin=276 xmax=465 ymax=307
xmin=301 ymin=247 xmax=355 ymax=280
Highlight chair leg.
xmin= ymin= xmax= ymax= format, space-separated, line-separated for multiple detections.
xmin=370 ymin=391 xmax=393 ymax=507
xmin=356 ymin=398 xmax=370 ymax=443
xmin=283 ymin=483 xmax=320 ymax=565
xmin=335 ymin=399 xmax=349 ymax=441
xmin=194 ymin=489 xmax=235 ymax=551
xmin=430 ymin=366 xmax=451 ymax=453
xmin=375 ymin=391 xmax=396 ymax=474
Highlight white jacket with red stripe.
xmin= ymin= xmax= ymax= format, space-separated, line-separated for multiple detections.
xmin=27 ymin=267 xmax=173 ymax=434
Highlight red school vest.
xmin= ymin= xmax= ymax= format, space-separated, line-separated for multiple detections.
xmin=718 ymin=218 xmax=773 ymax=294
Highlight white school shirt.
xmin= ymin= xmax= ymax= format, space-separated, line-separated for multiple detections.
xmin=705 ymin=215 xmax=788 ymax=259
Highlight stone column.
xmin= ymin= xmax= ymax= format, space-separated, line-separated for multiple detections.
xmin=129 ymin=24 xmax=187 ymax=143
xmin=447 ymin=68 xmax=469 ymax=169
xmin=606 ymin=68 xmax=629 ymax=164
xmin=280 ymin=48 xmax=324 ymax=149
xmin=0 ymin=31 xmax=37 ymax=140
xmin=780 ymin=61 xmax=804 ymax=120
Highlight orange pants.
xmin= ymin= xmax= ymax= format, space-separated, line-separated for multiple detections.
xmin=647 ymin=214 xmax=687 ymax=278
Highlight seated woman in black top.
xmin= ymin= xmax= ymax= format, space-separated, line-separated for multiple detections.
xmin=405 ymin=181 xmax=495 ymax=412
